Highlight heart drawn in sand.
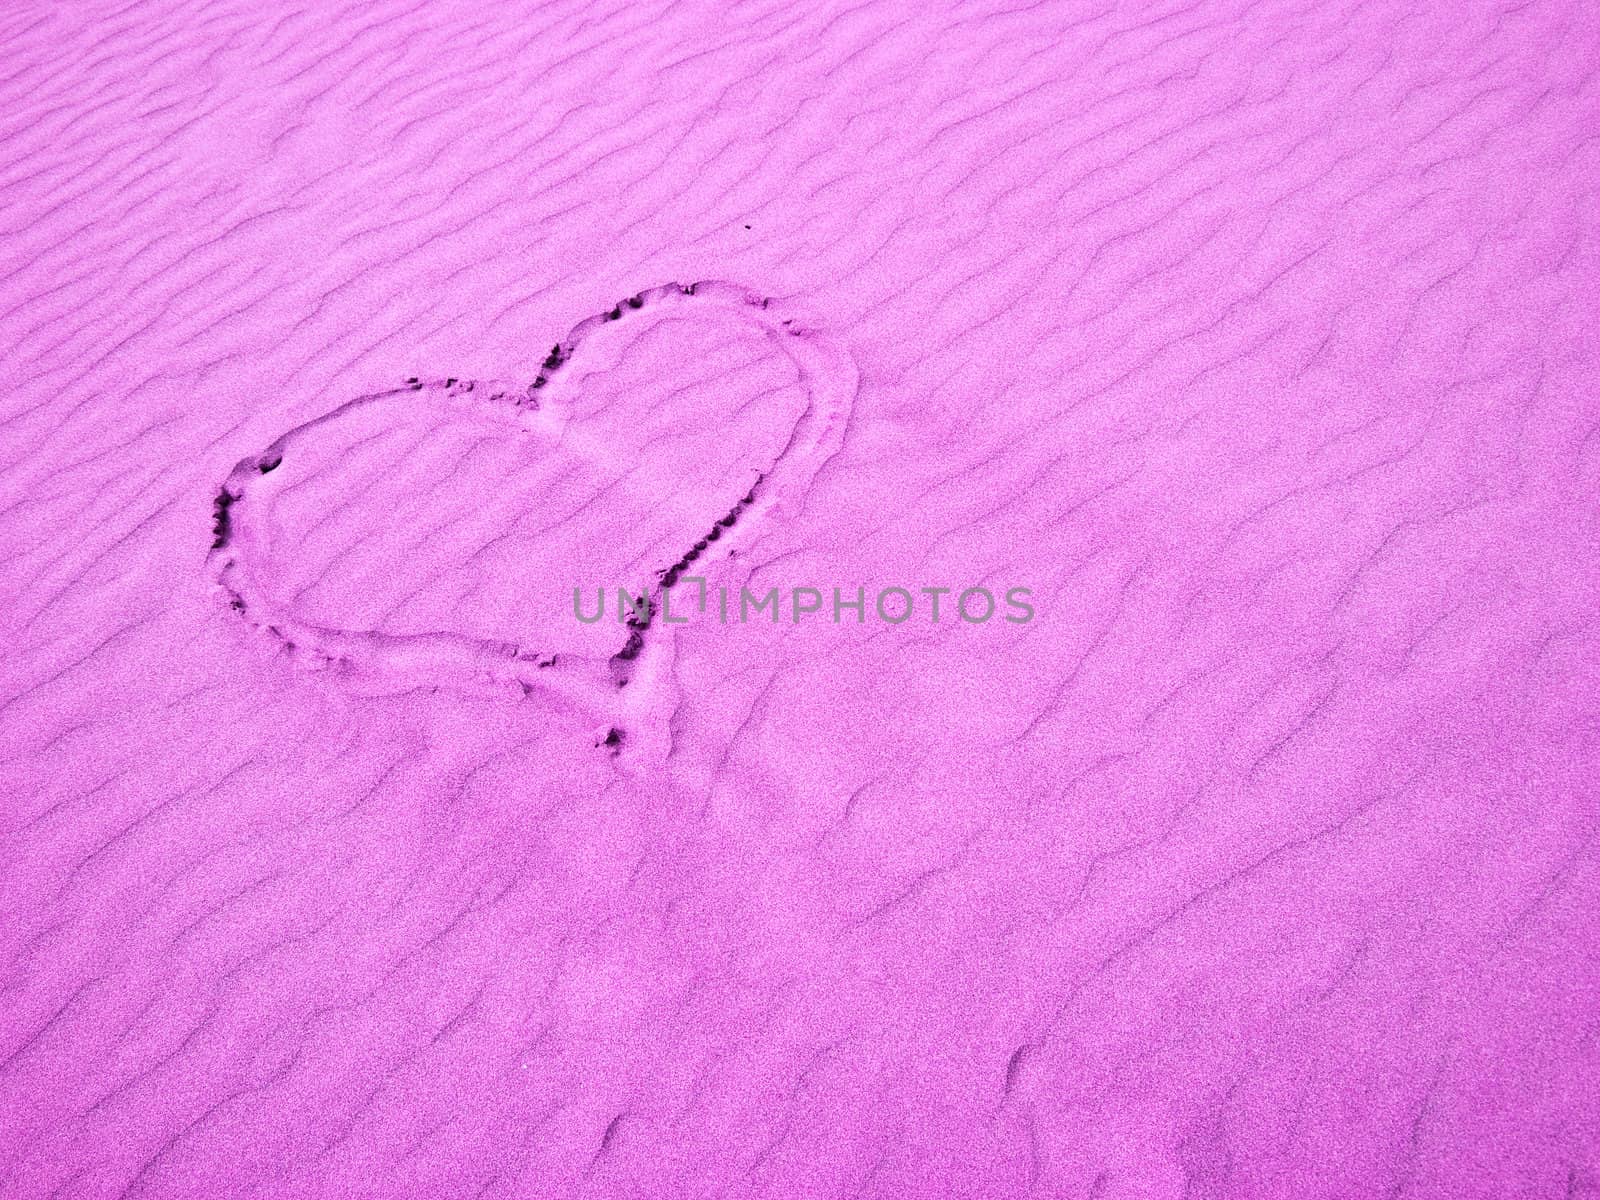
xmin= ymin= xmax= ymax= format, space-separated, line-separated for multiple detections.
xmin=206 ymin=281 xmax=857 ymax=749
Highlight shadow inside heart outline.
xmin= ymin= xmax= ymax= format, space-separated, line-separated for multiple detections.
xmin=207 ymin=279 xmax=857 ymax=752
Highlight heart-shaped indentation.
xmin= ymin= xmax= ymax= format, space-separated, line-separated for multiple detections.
xmin=208 ymin=281 xmax=856 ymax=742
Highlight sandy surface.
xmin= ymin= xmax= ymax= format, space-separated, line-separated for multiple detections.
xmin=2 ymin=2 xmax=1599 ymax=1197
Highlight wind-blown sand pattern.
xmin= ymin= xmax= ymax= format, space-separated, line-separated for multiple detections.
xmin=2 ymin=3 xmax=1598 ymax=1198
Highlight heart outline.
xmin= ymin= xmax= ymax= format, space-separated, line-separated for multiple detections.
xmin=207 ymin=280 xmax=857 ymax=747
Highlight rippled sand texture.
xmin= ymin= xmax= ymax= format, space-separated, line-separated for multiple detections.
xmin=2 ymin=3 xmax=1599 ymax=1198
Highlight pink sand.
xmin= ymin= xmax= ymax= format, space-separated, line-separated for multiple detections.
xmin=2 ymin=2 xmax=1598 ymax=1197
